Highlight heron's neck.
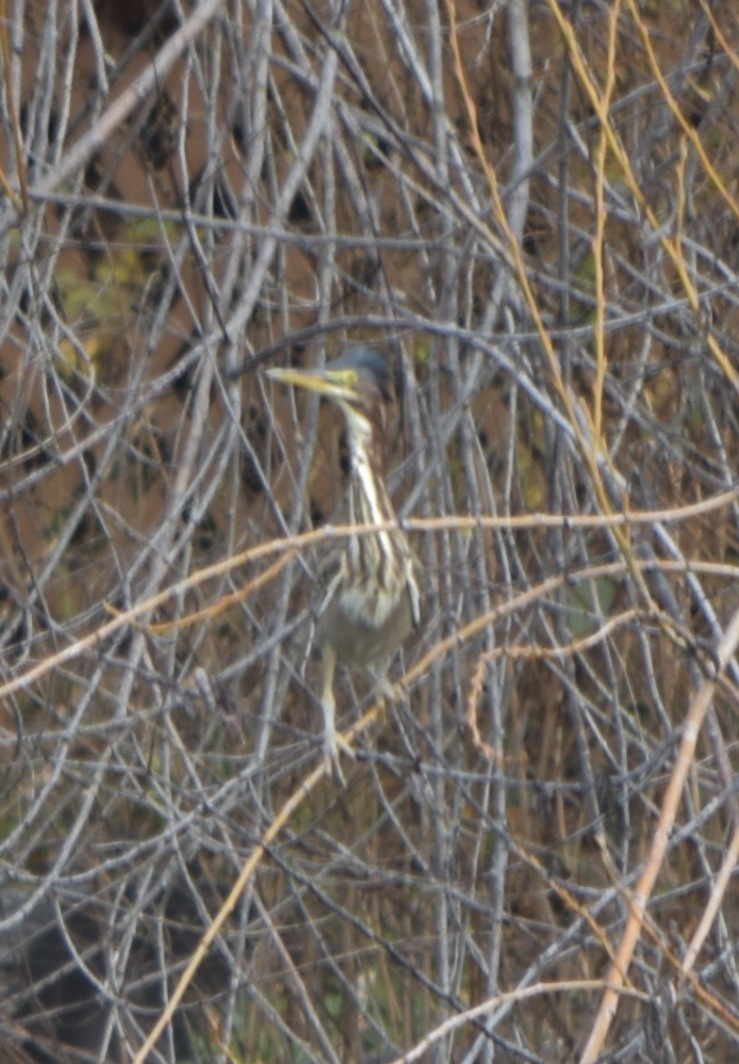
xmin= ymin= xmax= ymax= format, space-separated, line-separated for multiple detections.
xmin=345 ymin=414 xmax=396 ymax=526
xmin=343 ymin=407 xmax=407 ymax=595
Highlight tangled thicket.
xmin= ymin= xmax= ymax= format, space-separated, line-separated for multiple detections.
xmin=0 ymin=2 xmax=738 ymax=1062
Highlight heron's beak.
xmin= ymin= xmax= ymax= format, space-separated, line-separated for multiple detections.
xmin=267 ymin=365 xmax=355 ymax=401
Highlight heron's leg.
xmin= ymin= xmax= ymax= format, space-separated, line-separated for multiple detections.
xmin=319 ymin=644 xmax=354 ymax=782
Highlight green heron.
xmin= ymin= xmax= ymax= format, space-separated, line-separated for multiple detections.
xmin=268 ymin=348 xmax=420 ymax=779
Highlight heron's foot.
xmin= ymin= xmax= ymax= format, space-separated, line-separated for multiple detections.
xmin=375 ymin=675 xmax=406 ymax=708
xmin=323 ymin=726 xmax=355 ymax=785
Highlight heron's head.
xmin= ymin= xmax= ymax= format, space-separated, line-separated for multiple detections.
xmin=267 ymin=348 xmax=392 ymax=439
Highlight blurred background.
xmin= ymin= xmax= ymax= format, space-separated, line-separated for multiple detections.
xmin=0 ymin=1 xmax=737 ymax=1061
